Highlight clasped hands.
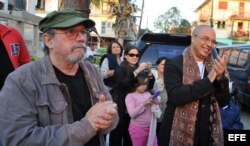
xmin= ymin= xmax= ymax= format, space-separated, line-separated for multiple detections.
xmin=85 ymin=94 xmax=118 ymax=132
xmin=208 ymin=55 xmax=228 ymax=82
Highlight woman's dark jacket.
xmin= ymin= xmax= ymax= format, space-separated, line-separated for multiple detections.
xmin=100 ymin=54 xmax=119 ymax=88
xmin=158 ymin=55 xmax=230 ymax=146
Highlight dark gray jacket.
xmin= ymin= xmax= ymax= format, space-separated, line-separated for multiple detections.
xmin=0 ymin=55 xmax=118 ymax=146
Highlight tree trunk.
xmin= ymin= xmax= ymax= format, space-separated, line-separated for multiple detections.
xmin=63 ymin=0 xmax=91 ymax=18
xmin=115 ymin=0 xmax=138 ymax=47
xmin=119 ymin=0 xmax=128 ymax=6
xmin=138 ymin=0 xmax=144 ymax=33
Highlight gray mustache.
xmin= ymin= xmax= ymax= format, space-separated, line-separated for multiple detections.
xmin=72 ymin=45 xmax=86 ymax=50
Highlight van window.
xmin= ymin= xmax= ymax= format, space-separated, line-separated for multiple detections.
xmin=220 ymin=48 xmax=250 ymax=70
xmin=139 ymin=44 xmax=186 ymax=67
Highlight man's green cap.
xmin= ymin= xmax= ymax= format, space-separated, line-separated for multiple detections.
xmin=39 ymin=9 xmax=95 ymax=32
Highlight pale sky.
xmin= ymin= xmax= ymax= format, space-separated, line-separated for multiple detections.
xmin=135 ymin=0 xmax=206 ymax=31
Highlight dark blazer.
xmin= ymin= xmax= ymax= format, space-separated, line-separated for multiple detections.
xmin=158 ymin=55 xmax=230 ymax=146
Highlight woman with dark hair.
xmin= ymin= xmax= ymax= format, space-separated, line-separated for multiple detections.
xmin=100 ymin=41 xmax=123 ymax=90
xmin=153 ymin=57 xmax=168 ymax=138
xmin=109 ymin=45 xmax=155 ymax=146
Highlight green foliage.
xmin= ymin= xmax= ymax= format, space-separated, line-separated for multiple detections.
xmin=154 ymin=7 xmax=181 ymax=33
xmin=95 ymin=48 xmax=107 ymax=67
xmin=179 ymin=19 xmax=191 ymax=28
xmin=153 ymin=7 xmax=191 ymax=34
xmin=91 ymin=0 xmax=100 ymax=7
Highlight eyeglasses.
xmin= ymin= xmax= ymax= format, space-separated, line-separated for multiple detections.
xmin=128 ymin=53 xmax=140 ymax=58
xmin=55 ymin=27 xmax=88 ymax=40
xmin=194 ymin=35 xmax=216 ymax=45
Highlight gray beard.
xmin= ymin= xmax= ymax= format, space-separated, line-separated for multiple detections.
xmin=67 ymin=45 xmax=86 ymax=64
xmin=67 ymin=55 xmax=83 ymax=64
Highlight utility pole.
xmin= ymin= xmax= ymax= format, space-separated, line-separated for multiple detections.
xmin=62 ymin=0 xmax=91 ymax=18
xmin=210 ymin=0 xmax=214 ymax=27
xmin=138 ymin=0 xmax=145 ymax=31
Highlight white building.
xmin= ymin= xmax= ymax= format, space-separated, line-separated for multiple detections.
xmin=195 ymin=0 xmax=250 ymax=42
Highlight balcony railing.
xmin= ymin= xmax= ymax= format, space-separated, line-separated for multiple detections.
xmin=232 ymin=30 xmax=250 ymax=41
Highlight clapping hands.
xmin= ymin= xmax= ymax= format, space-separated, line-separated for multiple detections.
xmin=85 ymin=95 xmax=118 ymax=132
xmin=208 ymin=55 xmax=228 ymax=82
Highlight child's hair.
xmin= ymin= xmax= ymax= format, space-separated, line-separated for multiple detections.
xmin=134 ymin=71 xmax=149 ymax=89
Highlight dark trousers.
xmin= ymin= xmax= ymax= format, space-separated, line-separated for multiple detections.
xmin=156 ymin=122 xmax=161 ymax=139
xmin=109 ymin=113 xmax=132 ymax=146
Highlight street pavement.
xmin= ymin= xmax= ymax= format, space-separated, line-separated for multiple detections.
xmin=241 ymin=106 xmax=250 ymax=130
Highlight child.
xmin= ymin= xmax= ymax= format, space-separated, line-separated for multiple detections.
xmin=125 ymin=72 xmax=161 ymax=146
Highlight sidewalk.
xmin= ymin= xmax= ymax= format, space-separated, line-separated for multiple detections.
xmin=241 ymin=106 xmax=250 ymax=129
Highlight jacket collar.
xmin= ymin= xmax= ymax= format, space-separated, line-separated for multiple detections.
xmin=39 ymin=55 xmax=93 ymax=85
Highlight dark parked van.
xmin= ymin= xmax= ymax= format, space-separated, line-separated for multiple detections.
xmin=136 ymin=33 xmax=191 ymax=68
xmin=217 ymin=44 xmax=250 ymax=108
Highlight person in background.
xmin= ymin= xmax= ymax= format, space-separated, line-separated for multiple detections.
xmin=109 ymin=45 xmax=155 ymax=146
xmin=0 ymin=24 xmax=31 ymax=90
xmin=100 ymin=41 xmax=123 ymax=91
xmin=220 ymin=100 xmax=244 ymax=130
xmin=0 ymin=9 xmax=118 ymax=146
xmin=220 ymin=86 xmax=244 ymax=130
xmin=126 ymin=71 xmax=161 ymax=146
xmin=159 ymin=25 xmax=231 ymax=146
xmin=152 ymin=57 xmax=168 ymax=137
xmin=219 ymin=80 xmax=244 ymax=131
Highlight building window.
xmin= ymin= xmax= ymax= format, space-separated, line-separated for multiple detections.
xmin=217 ymin=21 xmax=221 ymax=29
xmin=239 ymin=2 xmax=244 ymax=17
xmin=217 ymin=21 xmax=226 ymax=29
xmin=219 ymin=1 xmax=227 ymax=10
xmin=0 ymin=2 xmax=4 ymax=9
xmin=36 ymin=0 xmax=45 ymax=10
xmin=87 ymin=36 xmax=99 ymax=48
xmin=107 ymin=22 xmax=112 ymax=28
xmin=101 ymin=21 xmax=106 ymax=34
xmin=222 ymin=21 xmax=225 ymax=29
xmin=102 ymin=1 xmax=109 ymax=14
xmin=237 ymin=22 xmax=244 ymax=33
